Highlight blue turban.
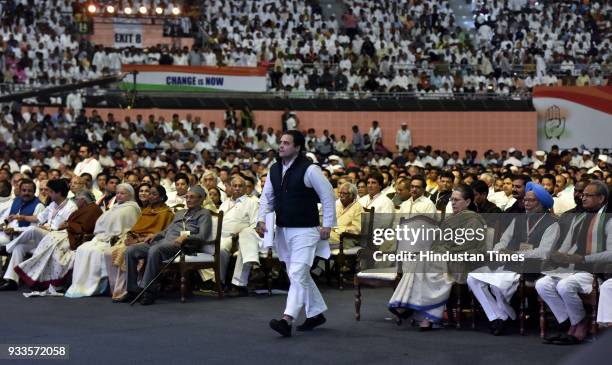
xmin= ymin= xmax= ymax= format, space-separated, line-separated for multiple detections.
xmin=525 ymin=182 xmax=554 ymax=210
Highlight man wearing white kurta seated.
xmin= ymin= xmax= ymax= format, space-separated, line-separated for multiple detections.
xmin=536 ymin=181 xmax=611 ymax=344
xmin=399 ymin=175 xmax=436 ymax=216
xmin=1 ymin=179 xmax=77 ymax=290
xmin=0 ymin=179 xmax=45 ymax=248
xmin=201 ymin=175 xmax=260 ymax=296
xmin=257 ymin=130 xmax=336 ymax=337
xmin=358 ymin=171 xmax=395 ymax=229
xmin=165 ymin=173 xmax=189 ymax=210
xmin=74 ymin=144 xmax=103 ymax=180
xmin=467 ymin=182 xmax=559 ymax=335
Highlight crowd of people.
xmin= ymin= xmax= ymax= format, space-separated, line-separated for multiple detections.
xmin=0 ymin=0 xmax=608 ymax=98
xmin=0 ymin=105 xmax=610 ymax=342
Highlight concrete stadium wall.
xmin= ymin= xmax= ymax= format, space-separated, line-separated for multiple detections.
xmin=92 ymin=108 xmax=537 ymax=154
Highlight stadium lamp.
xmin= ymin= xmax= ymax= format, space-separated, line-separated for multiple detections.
xmin=171 ymin=6 xmax=180 ymax=15
xmin=155 ymin=6 xmax=163 ymax=15
xmin=124 ymin=6 xmax=132 ymax=15
xmin=87 ymin=4 xmax=97 ymax=14
xmin=139 ymin=6 xmax=147 ymax=15
xmin=106 ymin=5 xmax=115 ymax=14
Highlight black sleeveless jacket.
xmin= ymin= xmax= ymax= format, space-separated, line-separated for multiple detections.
xmin=269 ymin=154 xmax=320 ymax=227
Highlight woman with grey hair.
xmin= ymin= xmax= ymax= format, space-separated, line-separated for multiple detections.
xmin=14 ymin=191 xmax=104 ymax=291
xmin=330 ymin=182 xmax=362 ymax=248
xmin=66 ymin=184 xmax=141 ymax=298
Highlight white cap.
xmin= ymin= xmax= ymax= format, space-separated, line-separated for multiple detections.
xmin=535 ymin=150 xmax=546 ymax=157
xmin=508 ymin=147 xmax=517 ymax=153
xmin=305 ymin=152 xmax=318 ymax=163
xmin=20 ymin=165 xmax=32 ymax=174
xmin=582 ymin=150 xmax=591 ymax=156
xmin=405 ymin=160 xmax=424 ymax=168
xmin=328 ymin=155 xmax=341 ymax=161
xmin=598 ymin=155 xmax=609 ymax=163
xmin=401 ymin=122 xmax=407 ymax=126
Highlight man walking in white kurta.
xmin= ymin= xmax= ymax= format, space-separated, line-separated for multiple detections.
xmin=257 ymin=130 xmax=336 ymax=337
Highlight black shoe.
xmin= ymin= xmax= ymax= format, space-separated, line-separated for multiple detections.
xmin=140 ymin=292 xmax=157 ymax=306
xmin=542 ymin=333 xmax=564 ymax=344
xmin=113 ymin=292 xmax=138 ymax=303
xmin=489 ymin=319 xmax=502 ymax=334
xmin=491 ymin=319 xmax=508 ymax=336
xmin=226 ymin=286 xmax=249 ymax=298
xmin=0 ymin=279 xmax=18 ymax=291
xmin=0 ymin=245 xmax=7 ymax=255
xmin=199 ymin=280 xmax=216 ymax=291
xmin=269 ymin=318 xmax=292 ymax=337
xmin=297 ymin=314 xmax=326 ymax=331
xmin=552 ymin=334 xmax=581 ymax=345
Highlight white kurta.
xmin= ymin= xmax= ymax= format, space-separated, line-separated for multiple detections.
xmin=0 ymin=201 xmax=45 ymax=246
xmin=258 ymin=158 xmax=336 ymax=264
xmin=399 ymin=195 xmax=437 ymax=215
xmin=258 ymin=156 xmax=336 ymax=318
xmin=200 ymin=194 xmax=260 ymax=284
xmin=165 ymin=192 xmax=187 ymax=210
xmin=74 ymin=158 xmax=103 ymax=179
xmin=65 ymin=202 xmax=140 ymax=298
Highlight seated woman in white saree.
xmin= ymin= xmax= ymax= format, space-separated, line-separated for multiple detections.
xmin=65 ymin=184 xmax=141 ymax=298
xmin=388 ymin=184 xmax=486 ymax=330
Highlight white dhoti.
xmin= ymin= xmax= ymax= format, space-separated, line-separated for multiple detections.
xmin=597 ymin=279 xmax=612 ymax=325
xmin=535 ymin=272 xmax=593 ymax=325
xmin=64 ymin=237 xmax=111 ymax=298
xmin=276 ymin=226 xmax=328 ymax=319
xmin=4 ymin=226 xmax=49 ymax=283
xmin=14 ymin=231 xmax=73 ymax=290
xmin=467 ymin=267 xmax=520 ymax=321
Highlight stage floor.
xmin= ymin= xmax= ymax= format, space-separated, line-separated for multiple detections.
xmin=0 ymin=286 xmax=596 ymax=365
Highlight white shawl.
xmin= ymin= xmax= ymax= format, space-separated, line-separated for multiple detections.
xmin=92 ymin=201 xmax=141 ymax=241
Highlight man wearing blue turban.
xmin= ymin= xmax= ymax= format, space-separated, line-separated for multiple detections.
xmin=468 ymin=182 xmax=560 ymax=335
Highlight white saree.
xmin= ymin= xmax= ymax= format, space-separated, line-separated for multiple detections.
xmin=65 ymin=201 xmax=140 ymax=298
xmin=14 ymin=230 xmax=73 ymax=289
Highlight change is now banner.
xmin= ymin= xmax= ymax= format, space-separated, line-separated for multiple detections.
xmin=533 ymin=86 xmax=612 ymax=150
xmin=120 ymin=65 xmax=267 ymax=92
